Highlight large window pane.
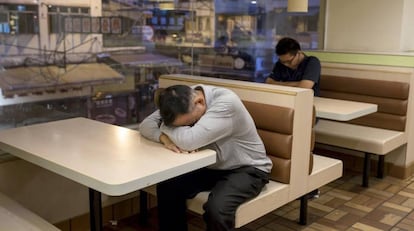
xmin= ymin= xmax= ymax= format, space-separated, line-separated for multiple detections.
xmin=100 ymin=0 xmax=322 ymax=121
xmin=0 ymin=0 xmax=324 ymax=130
xmin=102 ymin=0 xmax=321 ymax=79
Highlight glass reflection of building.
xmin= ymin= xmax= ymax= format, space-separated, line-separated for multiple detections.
xmin=0 ymin=0 xmax=321 ymax=129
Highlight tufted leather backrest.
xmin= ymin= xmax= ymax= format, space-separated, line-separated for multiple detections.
xmin=320 ymin=75 xmax=409 ymax=131
xmin=243 ymin=101 xmax=313 ymax=184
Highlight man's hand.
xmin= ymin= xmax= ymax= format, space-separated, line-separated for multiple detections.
xmin=159 ymin=133 xmax=198 ymax=153
xmin=159 ymin=133 xmax=182 ymax=152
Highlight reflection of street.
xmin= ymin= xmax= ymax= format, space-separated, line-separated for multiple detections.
xmin=180 ymin=52 xmax=256 ymax=82
xmin=107 ymin=53 xmax=183 ymax=121
xmin=109 ymin=53 xmax=182 ymax=68
xmin=154 ymin=42 xmax=273 ymax=82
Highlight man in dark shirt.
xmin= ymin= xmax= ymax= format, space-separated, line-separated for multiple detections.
xmin=266 ymin=37 xmax=321 ymax=96
xmin=266 ymin=37 xmax=321 ymax=199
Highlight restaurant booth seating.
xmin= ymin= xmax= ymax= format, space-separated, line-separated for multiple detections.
xmin=315 ymin=72 xmax=410 ymax=187
xmin=140 ymin=74 xmax=343 ymax=228
xmin=0 ymin=192 xmax=60 ymax=231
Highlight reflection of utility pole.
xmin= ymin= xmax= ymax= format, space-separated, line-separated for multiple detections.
xmin=61 ymin=15 xmax=67 ymax=72
xmin=190 ymin=0 xmax=195 ymax=75
xmin=63 ymin=33 xmax=66 ymax=72
xmin=63 ymin=28 xmax=67 ymax=71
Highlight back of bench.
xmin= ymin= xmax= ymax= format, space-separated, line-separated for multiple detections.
xmin=243 ymin=101 xmax=314 ymax=183
xmin=320 ymin=75 xmax=409 ymax=131
xmin=243 ymin=101 xmax=293 ymax=183
xmin=159 ymin=74 xmax=314 ymax=199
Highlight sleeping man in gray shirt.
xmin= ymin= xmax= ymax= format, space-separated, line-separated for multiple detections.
xmin=139 ymin=84 xmax=272 ymax=231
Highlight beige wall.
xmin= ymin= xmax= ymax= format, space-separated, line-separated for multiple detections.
xmin=401 ymin=0 xmax=414 ymax=51
xmin=325 ymin=0 xmax=409 ymax=52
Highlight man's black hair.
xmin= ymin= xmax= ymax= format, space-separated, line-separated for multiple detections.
xmin=158 ymin=85 xmax=193 ymax=126
xmin=275 ymin=37 xmax=301 ymax=56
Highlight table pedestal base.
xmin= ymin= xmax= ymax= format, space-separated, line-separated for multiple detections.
xmin=89 ymin=188 xmax=103 ymax=231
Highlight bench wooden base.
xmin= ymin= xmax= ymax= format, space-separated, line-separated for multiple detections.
xmin=0 ymin=192 xmax=60 ymax=231
xmin=315 ymin=119 xmax=406 ymax=187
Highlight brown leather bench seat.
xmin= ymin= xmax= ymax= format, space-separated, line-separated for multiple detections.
xmin=0 ymin=192 xmax=60 ymax=231
xmin=315 ymin=75 xmax=409 ymax=187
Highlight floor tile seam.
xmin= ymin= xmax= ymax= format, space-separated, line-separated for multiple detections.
xmin=359 ymin=208 xmax=406 ymax=228
xmin=374 ymin=182 xmax=414 ymax=230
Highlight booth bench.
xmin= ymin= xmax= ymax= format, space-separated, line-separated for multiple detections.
xmin=0 ymin=192 xmax=60 ymax=231
xmin=315 ymin=73 xmax=410 ymax=187
xmin=140 ymin=74 xmax=343 ymax=228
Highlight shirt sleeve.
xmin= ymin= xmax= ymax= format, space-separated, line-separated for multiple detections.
xmin=269 ymin=61 xmax=295 ymax=82
xmin=267 ymin=62 xmax=283 ymax=81
xmin=138 ymin=110 xmax=163 ymax=142
xmin=302 ymin=56 xmax=321 ymax=84
xmin=160 ymin=98 xmax=236 ymax=151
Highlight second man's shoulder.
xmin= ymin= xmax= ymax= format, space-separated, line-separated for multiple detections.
xmin=306 ymin=55 xmax=321 ymax=66
xmin=307 ymin=55 xmax=321 ymax=62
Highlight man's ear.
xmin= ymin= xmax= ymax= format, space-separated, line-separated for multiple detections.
xmin=194 ymin=92 xmax=206 ymax=106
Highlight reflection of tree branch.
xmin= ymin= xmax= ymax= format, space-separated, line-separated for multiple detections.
xmin=50 ymin=38 xmax=98 ymax=82
xmin=64 ymin=37 xmax=98 ymax=52
xmin=0 ymin=42 xmax=56 ymax=53
xmin=2 ymin=37 xmax=99 ymax=83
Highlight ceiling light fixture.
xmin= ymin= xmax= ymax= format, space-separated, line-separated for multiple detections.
xmin=287 ymin=0 xmax=308 ymax=12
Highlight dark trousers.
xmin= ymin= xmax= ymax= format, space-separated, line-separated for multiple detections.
xmin=157 ymin=166 xmax=269 ymax=231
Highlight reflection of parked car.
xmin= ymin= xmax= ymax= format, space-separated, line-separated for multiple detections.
xmin=153 ymin=43 xmax=273 ymax=82
xmin=212 ymin=36 xmax=255 ymax=71
xmin=180 ymin=46 xmax=271 ymax=82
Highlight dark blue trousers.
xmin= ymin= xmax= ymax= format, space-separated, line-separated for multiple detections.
xmin=157 ymin=166 xmax=269 ymax=231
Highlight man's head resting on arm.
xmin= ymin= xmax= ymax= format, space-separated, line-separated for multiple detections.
xmin=158 ymin=85 xmax=206 ymax=127
xmin=275 ymin=37 xmax=303 ymax=69
xmin=275 ymin=37 xmax=301 ymax=56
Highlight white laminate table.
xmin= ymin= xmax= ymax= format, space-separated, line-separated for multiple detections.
xmin=314 ymin=97 xmax=378 ymax=121
xmin=0 ymin=117 xmax=216 ymax=231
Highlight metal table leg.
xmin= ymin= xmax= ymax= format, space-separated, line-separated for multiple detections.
xmin=363 ymin=153 xmax=371 ymax=187
xmin=89 ymin=188 xmax=103 ymax=231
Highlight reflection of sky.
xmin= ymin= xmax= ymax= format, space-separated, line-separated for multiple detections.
xmin=151 ymin=17 xmax=158 ymax=24
xmin=160 ymin=17 xmax=166 ymax=25
xmin=0 ymin=23 xmax=10 ymax=33
xmin=17 ymin=5 xmax=26 ymax=11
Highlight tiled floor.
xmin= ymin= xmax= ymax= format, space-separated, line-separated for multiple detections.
xmin=104 ymin=170 xmax=414 ymax=231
